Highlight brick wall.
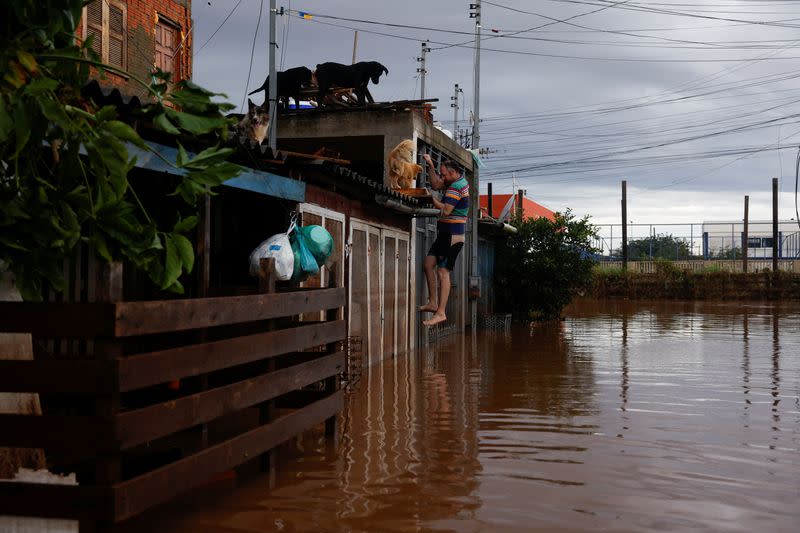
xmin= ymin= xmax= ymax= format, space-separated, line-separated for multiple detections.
xmin=78 ymin=0 xmax=192 ymax=99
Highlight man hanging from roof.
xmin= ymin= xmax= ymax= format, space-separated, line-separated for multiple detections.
xmin=419 ymin=153 xmax=469 ymax=327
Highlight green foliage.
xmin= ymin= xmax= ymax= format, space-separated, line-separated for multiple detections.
xmin=653 ymin=257 xmax=681 ymax=277
xmin=593 ymin=263 xmax=624 ymax=276
xmin=495 ymin=210 xmax=599 ymax=321
xmin=0 ymin=0 xmax=241 ymax=300
xmin=625 ymin=233 xmax=691 ymax=260
xmin=708 ymin=246 xmax=740 ymax=260
xmin=698 ymin=264 xmax=724 ymax=274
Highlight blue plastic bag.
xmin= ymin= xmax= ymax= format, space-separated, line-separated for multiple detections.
xmin=290 ymin=225 xmax=320 ymax=281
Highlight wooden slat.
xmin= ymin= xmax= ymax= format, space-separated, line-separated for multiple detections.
xmin=0 ymin=302 xmax=115 ymax=337
xmin=113 ymin=288 xmax=346 ymax=336
xmin=117 ymin=320 xmax=346 ymax=391
xmin=0 ymin=482 xmax=112 ymax=521
xmin=116 ymin=351 xmax=345 ymax=448
xmin=0 ymin=414 xmax=114 ymax=453
xmin=113 ymin=390 xmax=343 ymax=522
xmin=0 ymin=360 xmax=117 ymax=394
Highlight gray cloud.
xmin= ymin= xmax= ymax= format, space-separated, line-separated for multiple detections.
xmin=193 ymin=1 xmax=800 ymax=225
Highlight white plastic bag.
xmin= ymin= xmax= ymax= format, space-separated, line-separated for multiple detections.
xmin=249 ymin=222 xmax=295 ymax=281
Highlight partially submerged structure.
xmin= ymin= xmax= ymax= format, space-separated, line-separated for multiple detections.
xmin=277 ymin=103 xmax=478 ymax=352
xmin=0 ymin=2 xmax=510 ymax=529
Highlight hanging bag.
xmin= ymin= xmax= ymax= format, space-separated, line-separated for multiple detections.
xmin=290 ymin=224 xmax=320 ymax=281
xmin=248 ymin=218 xmax=296 ymax=281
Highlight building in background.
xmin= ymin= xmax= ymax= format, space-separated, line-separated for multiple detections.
xmin=479 ymin=193 xmax=555 ymax=222
xmin=701 ymin=220 xmax=800 ymax=259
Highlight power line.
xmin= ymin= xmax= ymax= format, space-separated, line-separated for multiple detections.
xmin=240 ymin=0 xmax=264 ymax=113
xmin=196 ymin=0 xmax=244 ymax=55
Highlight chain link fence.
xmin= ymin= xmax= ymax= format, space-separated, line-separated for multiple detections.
xmin=592 ymin=221 xmax=800 ymax=262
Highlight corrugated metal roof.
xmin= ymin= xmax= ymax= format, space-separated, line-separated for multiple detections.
xmin=320 ymin=161 xmax=420 ymax=206
xmin=81 ymin=79 xmax=143 ymax=112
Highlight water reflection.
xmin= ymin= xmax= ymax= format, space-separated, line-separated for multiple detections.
xmin=126 ymin=300 xmax=800 ymax=532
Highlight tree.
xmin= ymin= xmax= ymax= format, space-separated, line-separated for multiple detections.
xmin=625 ymin=233 xmax=691 ymax=260
xmin=1 ymin=0 xmax=241 ymax=300
xmin=495 ymin=210 xmax=599 ymax=321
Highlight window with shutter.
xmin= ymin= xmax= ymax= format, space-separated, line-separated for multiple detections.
xmin=86 ymin=0 xmax=103 ymax=58
xmin=82 ymin=0 xmax=126 ymax=69
xmin=155 ymin=20 xmax=179 ymax=79
xmin=108 ymin=4 xmax=125 ymax=67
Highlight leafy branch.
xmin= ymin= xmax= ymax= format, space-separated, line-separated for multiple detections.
xmin=0 ymin=0 xmax=241 ymax=300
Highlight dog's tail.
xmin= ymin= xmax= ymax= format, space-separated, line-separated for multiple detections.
xmin=248 ymin=78 xmax=268 ymax=96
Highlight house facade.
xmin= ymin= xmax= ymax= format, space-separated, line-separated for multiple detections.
xmin=79 ymin=0 xmax=192 ymax=95
xmin=275 ymin=106 xmax=477 ymax=357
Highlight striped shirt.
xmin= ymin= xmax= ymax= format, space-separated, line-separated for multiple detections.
xmin=438 ymin=176 xmax=469 ymax=235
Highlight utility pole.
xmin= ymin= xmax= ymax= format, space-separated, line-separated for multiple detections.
xmin=417 ymin=42 xmax=431 ymax=99
xmin=621 ymin=180 xmax=628 ymax=271
xmin=267 ymin=0 xmax=278 ymax=152
xmin=450 ymin=83 xmax=462 ymax=138
xmin=352 ymin=31 xmax=359 ymax=64
xmin=743 ymin=195 xmax=749 ymax=273
xmin=772 ymin=177 xmax=779 ymax=272
xmin=468 ymin=1 xmax=481 ymax=329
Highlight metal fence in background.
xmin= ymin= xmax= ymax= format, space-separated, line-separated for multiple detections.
xmin=592 ymin=222 xmax=800 ymax=261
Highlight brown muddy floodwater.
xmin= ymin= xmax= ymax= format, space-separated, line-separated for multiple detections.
xmin=129 ymin=300 xmax=800 ymax=532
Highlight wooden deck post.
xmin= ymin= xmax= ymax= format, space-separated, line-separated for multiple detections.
xmin=258 ymin=258 xmax=277 ymax=481
xmin=324 ymin=264 xmax=340 ymax=441
xmin=86 ymin=261 xmax=123 ymax=532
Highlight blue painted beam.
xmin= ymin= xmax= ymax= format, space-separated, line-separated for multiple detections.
xmin=128 ymin=141 xmax=305 ymax=203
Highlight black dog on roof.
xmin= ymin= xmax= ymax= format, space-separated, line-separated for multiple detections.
xmin=248 ymin=66 xmax=313 ymax=111
xmin=314 ymin=61 xmax=389 ymax=107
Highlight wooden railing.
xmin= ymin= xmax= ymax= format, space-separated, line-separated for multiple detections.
xmin=0 ymin=286 xmax=346 ymax=529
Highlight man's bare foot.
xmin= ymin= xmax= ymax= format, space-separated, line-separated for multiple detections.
xmin=423 ymin=313 xmax=447 ymax=326
xmin=418 ymin=302 xmax=438 ymax=313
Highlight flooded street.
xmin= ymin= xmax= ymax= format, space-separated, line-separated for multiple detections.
xmin=133 ymin=300 xmax=800 ymax=532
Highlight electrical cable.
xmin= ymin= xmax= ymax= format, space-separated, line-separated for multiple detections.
xmin=795 ymin=146 xmax=800 ymax=230
xmin=240 ymin=0 xmax=264 ymax=113
xmin=196 ymin=0 xmax=244 ymax=54
xmin=280 ymin=0 xmax=292 ymax=70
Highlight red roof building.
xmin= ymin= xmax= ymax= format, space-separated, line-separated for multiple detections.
xmin=479 ymin=193 xmax=556 ymax=221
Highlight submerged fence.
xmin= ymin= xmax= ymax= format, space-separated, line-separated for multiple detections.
xmin=0 ymin=281 xmax=346 ymax=530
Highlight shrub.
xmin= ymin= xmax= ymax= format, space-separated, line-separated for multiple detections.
xmin=495 ymin=209 xmax=598 ymax=321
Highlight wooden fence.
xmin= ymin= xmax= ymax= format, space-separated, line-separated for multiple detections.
xmin=0 ymin=284 xmax=346 ymax=529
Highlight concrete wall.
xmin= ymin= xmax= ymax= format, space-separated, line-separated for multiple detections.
xmin=277 ymin=109 xmax=474 ymax=188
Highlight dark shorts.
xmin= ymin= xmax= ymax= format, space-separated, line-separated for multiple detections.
xmin=428 ymin=232 xmax=464 ymax=271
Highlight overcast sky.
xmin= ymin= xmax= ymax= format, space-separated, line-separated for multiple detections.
xmin=192 ymin=0 xmax=800 ymax=231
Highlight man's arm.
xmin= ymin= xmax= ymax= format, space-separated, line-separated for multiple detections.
xmin=422 ymin=154 xmax=445 ymax=190
xmin=431 ymin=195 xmax=455 ymax=215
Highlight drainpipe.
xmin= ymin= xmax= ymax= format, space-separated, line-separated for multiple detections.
xmin=375 ymin=195 xmax=441 ymax=217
